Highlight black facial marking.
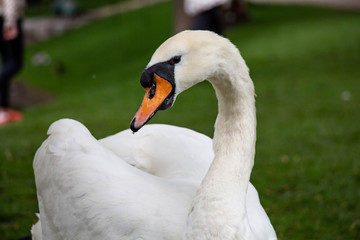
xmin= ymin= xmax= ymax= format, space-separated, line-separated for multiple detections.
xmin=140 ymin=60 xmax=176 ymax=89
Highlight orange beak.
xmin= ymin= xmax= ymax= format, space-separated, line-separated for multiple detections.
xmin=130 ymin=74 xmax=173 ymax=132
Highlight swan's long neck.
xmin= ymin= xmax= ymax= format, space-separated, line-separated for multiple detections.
xmin=210 ymin=64 xmax=256 ymax=191
xmin=184 ymin=47 xmax=257 ymax=239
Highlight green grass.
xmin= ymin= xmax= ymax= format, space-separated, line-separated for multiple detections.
xmin=1 ymin=2 xmax=360 ymax=239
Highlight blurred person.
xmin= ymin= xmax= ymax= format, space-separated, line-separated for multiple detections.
xmin=52 ymin=0 xmax=78 ymax=17
xmin=0 ymin=0 xmax=26 ymax=127
xmin=224 ymin=0 xmax=249 ymax=26
xmin=185 ymin=0 xmax=230 ymax=35
xmin=173 ymin=0 xmax=193 ymax=33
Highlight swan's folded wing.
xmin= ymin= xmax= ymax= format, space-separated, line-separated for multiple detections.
xmin=246 ymin=183 xmax=278 ymax=240
xmin=34 ymin=119 xmax=127 ymax=239
xmin=33 ymin=119 xmax=192 ymax=239
xmin=100 ymin=124 xmax=213 ymax=182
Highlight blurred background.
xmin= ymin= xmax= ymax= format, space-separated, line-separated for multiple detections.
xmin=0 ymin=0 xmax=359 ymax=239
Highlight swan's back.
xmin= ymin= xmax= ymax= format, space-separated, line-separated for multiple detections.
xmin=33 ymin=119 xmax=213 ymax=239
xmin=100 ymin=124 xmax=213 ymax=183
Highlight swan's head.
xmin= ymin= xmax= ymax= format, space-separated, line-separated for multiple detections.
xmin=130 ymin=30 xmax=242 ymax=132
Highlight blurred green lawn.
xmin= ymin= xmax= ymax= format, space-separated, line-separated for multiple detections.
xmin=1 ymin=2 xmax=359 ymax=239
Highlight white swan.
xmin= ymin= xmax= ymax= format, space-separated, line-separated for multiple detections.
xmin=32 ymin=30 xmax=277 ymax=240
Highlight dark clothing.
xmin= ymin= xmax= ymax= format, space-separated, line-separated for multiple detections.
xmin=0 ymin=17 xmax=24 ymax=108
xmin=191 ymin=6 xmax=223 ymax=35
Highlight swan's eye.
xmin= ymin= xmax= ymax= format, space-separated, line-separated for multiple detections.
xmin=169 ymin=56 xmax=181 ymax=65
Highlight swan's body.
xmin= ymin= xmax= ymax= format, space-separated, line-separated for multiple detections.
xmin=33 ymin=122 xmax=210 ymax=239
xmin=33 ymin=122 xmax=274 ymax=240
xmin=33 ymin=30 xmax=277 ymax=240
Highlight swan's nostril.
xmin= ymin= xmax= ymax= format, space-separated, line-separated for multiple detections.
xmin=148 ymin=82 xmax=156 ymax=99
